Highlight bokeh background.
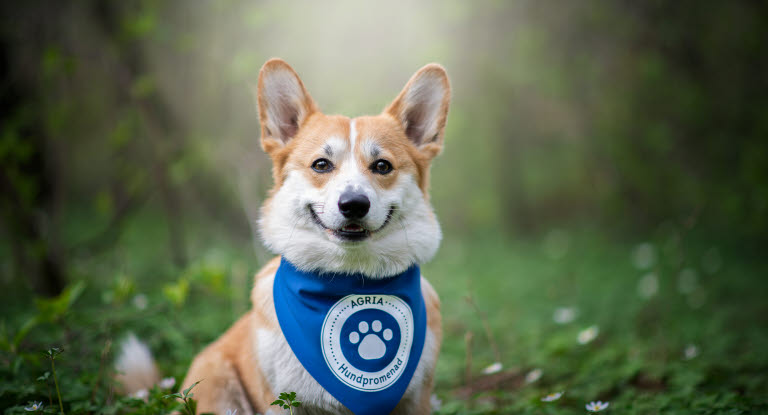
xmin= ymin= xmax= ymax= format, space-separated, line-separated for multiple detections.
xmin=1 ymin=1 xmax=767 ymax=414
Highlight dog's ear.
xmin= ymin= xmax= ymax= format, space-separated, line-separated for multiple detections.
xmin=257 ymin=58 xmax=318 ymax=154
xmin=384 ymin=64 xmax=451 ymax=158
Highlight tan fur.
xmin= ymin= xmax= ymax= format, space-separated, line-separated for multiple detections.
xmin=271 ymin=114 xmax=351 ymax=189
xmin=182 ymin=59 xmax=449 ymax=414
xmin=352 ymin=116 xmax=418 ymax=191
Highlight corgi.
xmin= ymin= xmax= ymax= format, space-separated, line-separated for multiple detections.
xmin=120 ymin=58 xmax=450 ymax=415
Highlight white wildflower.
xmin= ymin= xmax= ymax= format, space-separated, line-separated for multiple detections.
xmin=24 ymin=402 xmax=44 ymax=412
xmin=684 ymin=344 xmax=699 ymax=360
xmin=132 ymin=388 xmax=149 ymax=400
xmin=553 ymin=307 xmax=577 ymax=324
xmin=132 ymin=294 xmax=148 ymax=310
xmin=525 ymin=368 xmax=543 ymax=384
xmin=541 ymin=391 xmax=563 ymax=402
xmin=586 ymin=401 xmax=610 ymax=412
xmin=631 ymin=243 xmax=656 ymax=270
xmin=578 ymin=325 xmax=599 ymax=345
xmin=159 ymin=377 xmax=176 ymax=389
xmin=481 ymin=361 xmax=503 ymax=375
xmin=637 ymin=272 xmax=659 ymax=299
xmin=430 ymin=394 xmax=442 ymax=411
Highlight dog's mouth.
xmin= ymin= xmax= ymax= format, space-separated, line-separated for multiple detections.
xmin=308 ymin=205 xmax=395 ymax=242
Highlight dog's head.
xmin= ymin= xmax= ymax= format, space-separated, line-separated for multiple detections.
xmin=256 ymin=59 xmax=450 ymax=278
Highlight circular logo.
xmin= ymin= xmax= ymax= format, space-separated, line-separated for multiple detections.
xmin=321 ymin=294 xmax=413 ymax=392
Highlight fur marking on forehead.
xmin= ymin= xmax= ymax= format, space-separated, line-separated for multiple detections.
xmin=323 ymin=136 xmax=348 ymax=156
xmin=361 ymin=139 xmax=382 ymax=158
xmin=349 ymin=119 xmax=358 ymax=150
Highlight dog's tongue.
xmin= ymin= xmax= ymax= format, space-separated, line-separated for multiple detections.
xmin=342 ymin=224 xmax=364 ymax=232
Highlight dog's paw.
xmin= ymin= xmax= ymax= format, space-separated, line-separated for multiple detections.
xmin=348 ymin=319 xmax=393 ymax=360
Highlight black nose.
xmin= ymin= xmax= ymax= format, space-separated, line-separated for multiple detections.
xmin=338 ymin=191 xmax=370 ymax=219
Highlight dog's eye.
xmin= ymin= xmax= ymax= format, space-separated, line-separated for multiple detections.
xmin=371 ymin=159 xmax=393 ymax=175
xmin=311 ymin=158 xmax=334 ymax=173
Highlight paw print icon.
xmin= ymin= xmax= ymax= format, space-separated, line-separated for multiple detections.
xmin=341 ymin=309 xmax=401 ymax=371
xmin=349 ymin=319 xmax=393 ymax=360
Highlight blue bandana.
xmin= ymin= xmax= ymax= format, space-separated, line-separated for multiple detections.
xmin=273 ymin=258 xmax=427 ymax=415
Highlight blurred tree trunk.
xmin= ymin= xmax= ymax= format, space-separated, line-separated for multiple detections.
xmin=92 ymin=1 xmax=188 ymax=267
xmin=0 ymin=37 xmax=66 ymax=296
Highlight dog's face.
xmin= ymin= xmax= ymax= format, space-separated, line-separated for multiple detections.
xmin=256 ymin=59 xmax=450 ymax=277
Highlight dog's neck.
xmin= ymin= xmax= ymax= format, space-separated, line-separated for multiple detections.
xmin=280 ymin=244 xmax=423 ymax=279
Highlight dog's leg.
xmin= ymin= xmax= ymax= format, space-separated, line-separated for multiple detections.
xmin=182 ymin=349 xmax=254 ymax=415
xmin=181 ymin=313 xmax=266 ymax=415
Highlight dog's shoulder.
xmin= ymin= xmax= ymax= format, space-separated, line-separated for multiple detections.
xmin=255 ymin=256 xmax=282 ymax=281
xmin=420 ymin=275 xmax=440 ymax=308
xmin=420 ymin=275 xmax=442 ymax=345
xmin=250 ymin=256 xmax=281 ymax=329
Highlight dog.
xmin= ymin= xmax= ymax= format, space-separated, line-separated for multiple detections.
xmin=119 ymin=58 xmax=450 ymax=415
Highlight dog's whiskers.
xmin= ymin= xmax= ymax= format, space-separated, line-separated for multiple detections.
xmin=310 ymin=203 xmax=325 ymax=215
xmin=288 ymin=214 xmax=312 ymax=243
xmin=397 ymin=216 xmax=413 ymax=251
xmin=287 ymin=218 xmax=300 ymax=242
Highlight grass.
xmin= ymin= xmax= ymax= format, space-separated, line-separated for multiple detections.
xmin=427 ymin=230 xmax=768 ymax=414
xmin=1 ymin=216 xmax=767 ymax=414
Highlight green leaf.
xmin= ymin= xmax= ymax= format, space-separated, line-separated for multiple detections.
xmin=12 ymin=316 xmax=40 ymax=349
xmin=163 ymin=393 xmax=183 ymax=400
xmin=183 ymin=380 xmax=202 ymax=397
xmin=122 ymin=10 xmax=157 ymax=39
xmin=35 ymin=281 xmax=86 ymax=322
xmin=163 ymin=278 xmax=190 ymax=308
xmin=270 ymin=400 xmax=284 ymax=406
xmin=130 ymin=75 xmax=156 ymax=99
xmin=292 ymin=401 xmax=301 ymax=407
xmin=45 ymin=347 xmax=63 ymax=359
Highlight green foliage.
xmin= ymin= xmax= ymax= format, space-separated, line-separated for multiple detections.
xmin=163 ymin=380 xmax=201 ymax=415
xmin=424 ymin=229 xmax=768 ymax=414
xmin=271 ymin=391 xmax=302 ymax=414
xmin=35 ymin=283 xmax=86 ymax=324
xmin=0 ymin=242 xmax=245 ymax=415
xmin=45 ymin=348 xmax=64 ymax=415
xmin=162 ymin=278 xmax=190 ymax=308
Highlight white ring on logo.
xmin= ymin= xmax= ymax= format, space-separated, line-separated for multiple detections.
xmin=321 ymin=294 xmax=413 ymax=392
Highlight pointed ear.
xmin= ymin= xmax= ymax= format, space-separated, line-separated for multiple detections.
xmin=384 ymin=64 xmax=451 ymax=158
xmin=257 ymin=58 xmax=318 ymax=154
